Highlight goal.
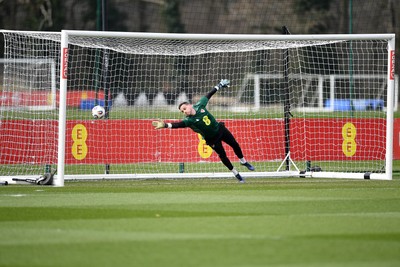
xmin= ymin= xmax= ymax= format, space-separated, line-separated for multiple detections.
xmin=0 ymin=30 xmax=395 ymax=186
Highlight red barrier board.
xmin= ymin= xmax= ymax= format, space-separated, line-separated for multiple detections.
xmin=393 ymin=119 xmax=400 ymax=159
xmin=290 ymin=119 xmax=386 ymax=161
xmin=65 ymin=119 xmax=285 ymax=164
xmin=0 ymin=118 xmax=393 ymax=165
xmin=0 ymin=120 xmax=57 ymax=164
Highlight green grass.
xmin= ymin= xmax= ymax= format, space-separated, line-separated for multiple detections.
xmin=1 ymin=177 xmax=400 ymax=267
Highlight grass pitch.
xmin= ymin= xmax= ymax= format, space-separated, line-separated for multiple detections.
xmin=1 ymin=178 xmax=400 ymax=267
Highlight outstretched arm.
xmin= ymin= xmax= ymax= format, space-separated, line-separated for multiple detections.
xmin=152 ymin=119 xmax=186 ymax=129
xmin=205 ymin=79 xmax=230 ymax=99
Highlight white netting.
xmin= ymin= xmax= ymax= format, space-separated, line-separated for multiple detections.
xmin=0 ymin=32 xmax=60 ymax=177
xmin=0 ymin=31 xmax=394 ymax=181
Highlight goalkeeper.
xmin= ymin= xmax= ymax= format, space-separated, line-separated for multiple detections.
xmin=152 ymin=79 xmax=255 ymax=183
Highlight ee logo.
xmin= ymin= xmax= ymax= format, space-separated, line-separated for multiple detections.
xmin=197 ymin=134 xmax=213 ymax=159
xmin=342 ymin=122 xmax=357 ymax=157
xmin=71 ymin=124 xmax=88 ymax=160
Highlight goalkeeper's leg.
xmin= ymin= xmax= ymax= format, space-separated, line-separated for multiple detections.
xmin=212 ymin=142 xmax=244 ymax=182
xmin=220 ymin=127 xmax=255 ymax=171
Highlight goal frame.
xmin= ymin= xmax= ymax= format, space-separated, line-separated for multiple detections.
xmin=52 ymin=30 xmax=395 ymax=186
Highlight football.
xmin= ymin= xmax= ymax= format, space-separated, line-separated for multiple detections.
xmin=92 ymin=105 xmax=106 ymax=119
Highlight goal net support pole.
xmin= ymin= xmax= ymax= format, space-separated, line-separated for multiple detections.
xmin=282 ymin=26 xmax=292 ymax=172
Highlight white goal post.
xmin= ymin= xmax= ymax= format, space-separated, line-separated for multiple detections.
xmin=0 ymin=30 xmax=395 ymax=186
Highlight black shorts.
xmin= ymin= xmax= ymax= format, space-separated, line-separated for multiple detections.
xmin=204 ymin=121 xmax=244 ymax=161
xmin=204 ymin=122 xmax=226 ymax=146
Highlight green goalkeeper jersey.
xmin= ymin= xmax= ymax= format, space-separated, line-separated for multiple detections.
xmin=183 ymin=96 xmax=220 ymax=139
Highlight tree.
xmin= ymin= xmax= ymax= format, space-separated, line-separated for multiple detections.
xmin=0 ymin=0 xmax=64 ymax=31
xmin=162 ymin=0 xmax=185 ymax=33
xmin=293 ymin=0 xmax=333 ymax=33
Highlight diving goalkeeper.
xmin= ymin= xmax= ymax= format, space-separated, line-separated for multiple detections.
xmin=152 ymin=79 xmax=255 ymax=183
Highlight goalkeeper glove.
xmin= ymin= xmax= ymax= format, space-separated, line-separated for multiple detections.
xmin=152 ymin=119 xmax=165 ymax=129
xmin=215 ymin=79 xmax=230 ymax=90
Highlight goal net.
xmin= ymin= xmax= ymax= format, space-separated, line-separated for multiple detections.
xmin=0 ymin=30 xmax=395 ymax=185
